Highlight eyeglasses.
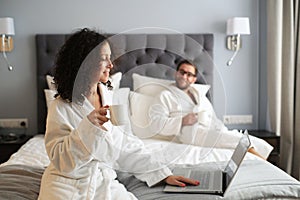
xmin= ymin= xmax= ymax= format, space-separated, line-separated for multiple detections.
xmin=177 ymin=69 xmax=196 ymax=78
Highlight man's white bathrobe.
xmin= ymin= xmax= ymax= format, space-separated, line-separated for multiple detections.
xmin=149 ymin=84 xmax=273 ymax=158
xmin=38 ymin=84 xmax=172 ymax=200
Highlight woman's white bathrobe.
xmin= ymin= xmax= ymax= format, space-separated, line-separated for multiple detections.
xmin=149 ymin=84 xmax=273 ymax=158
xmin=38 ymin=84 xmax=172 ymax=200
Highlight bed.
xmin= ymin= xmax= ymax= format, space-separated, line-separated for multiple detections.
xmin=0 ymin=32 xmax=299 ymax=200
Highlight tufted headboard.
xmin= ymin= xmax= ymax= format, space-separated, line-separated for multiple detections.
xmin=36 ymin=33 xmax=214 ymax=134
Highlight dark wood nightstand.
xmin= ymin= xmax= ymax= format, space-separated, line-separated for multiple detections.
xmin=248 ymin=130 xmax=280 ymax=167
xmin=0 ymin=134 xmax=33 ymax=163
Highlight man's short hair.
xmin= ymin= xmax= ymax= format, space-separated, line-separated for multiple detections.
xmin=176 ymin=59 xmax=198 ymax=75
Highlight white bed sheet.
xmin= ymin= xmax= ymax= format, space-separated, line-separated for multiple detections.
xmin=0 ymin=135 xmax=50 ymax=168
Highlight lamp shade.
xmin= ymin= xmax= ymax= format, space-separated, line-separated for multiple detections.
xmin=226 ymin=17 xmax=250 ymax=35
xmin=0 ymin=17 xmax=15 ymax=35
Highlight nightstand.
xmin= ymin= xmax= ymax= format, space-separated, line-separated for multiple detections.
xmin=0 ymin=134 xmax=32 ymax=163
xmin=248 ymin=130 xmax=280 ymax=167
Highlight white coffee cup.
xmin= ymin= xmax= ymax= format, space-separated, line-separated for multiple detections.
xmin=197 ymin=110 xmax=211 ymax=127
xmin=109 ymin=105 xmax=128 ymax=126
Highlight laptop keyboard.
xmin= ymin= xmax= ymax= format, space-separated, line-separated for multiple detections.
xmin=190 ymin=171 xmax=210 ymax=189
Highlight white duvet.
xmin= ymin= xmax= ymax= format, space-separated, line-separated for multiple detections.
xmin=2 ymin=134 xmax=300 ymax=200
xmin=0 ymin=134 xmax=259 ymax=169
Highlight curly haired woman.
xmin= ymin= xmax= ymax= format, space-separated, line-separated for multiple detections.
xmin=38 ymin=28 xmax=199 ymax=200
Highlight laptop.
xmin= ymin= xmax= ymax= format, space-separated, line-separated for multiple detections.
xmin=163 ymin=130 xmax=251 ymax=196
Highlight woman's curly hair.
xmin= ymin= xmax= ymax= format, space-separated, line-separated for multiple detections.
xmin=54 ymin=28 xmax=108 ymax=104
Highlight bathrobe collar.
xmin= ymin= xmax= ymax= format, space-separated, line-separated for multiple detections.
xmin=169 ymin=83 xmax=200 ymax=106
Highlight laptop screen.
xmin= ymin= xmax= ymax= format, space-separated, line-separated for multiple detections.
xmin=224 ymin=131 xmax=251 ymax=182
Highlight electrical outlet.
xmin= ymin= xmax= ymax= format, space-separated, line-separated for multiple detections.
xmin=0 ymin=118 xmax=28 ymax=128
xmin=223 ymin=115 xmax=252 ymax=125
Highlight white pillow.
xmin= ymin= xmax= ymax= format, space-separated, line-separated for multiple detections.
xmin=112 ymin=87 xmax=130 ymax=105
xmin=129 ymin=91 xmax=155 ymax=138
xmin=132 ymin=73 xmax=210 ymax=96
xmin=190 ymin=83 xmax=211 ymax=97
xmin=44 ymin=89 xmax=56 ymax=108
xmin=46 ymin=75 xmax=57 ymax=90
xmin=109 ymin=72 xmax=122 ymax=90
xmin=129 ymin=91 xmax=175 ymax=140
xmin=132 ymin=73 xmax=175 ymax=96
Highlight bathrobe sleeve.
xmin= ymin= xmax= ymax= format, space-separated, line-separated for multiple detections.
xmin=149 ymin=90 xmax=183 ymax=136
xmin=45 ymin=97 xmax=172 ymax=186
xmin=114 ymin=131 xmax=172 ymax=187
xmin=44 ymin=99 xmax=118 ymax=174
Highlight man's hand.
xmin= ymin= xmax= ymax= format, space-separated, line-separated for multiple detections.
xmin=182 ymin=113 xmax=198 ymax=126
xmin=164 ymin=175 xmax=200 ymax=187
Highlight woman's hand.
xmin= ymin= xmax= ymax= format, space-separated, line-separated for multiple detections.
xmin=164 ymin=175 xmax=200 ymax=187
xmin=87 ymin=105 xmax=109 ymax=127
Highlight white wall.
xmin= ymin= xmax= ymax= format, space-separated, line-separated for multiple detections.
xmin=0 ymin=0 xmax=260 ymax=134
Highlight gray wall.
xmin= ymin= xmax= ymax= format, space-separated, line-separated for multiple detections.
xmin=0 ymin=0 xmax=262 ymax=134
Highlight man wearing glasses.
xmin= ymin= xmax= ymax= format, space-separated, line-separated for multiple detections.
xmin=149 ymin=60 xmax=272 ymax=159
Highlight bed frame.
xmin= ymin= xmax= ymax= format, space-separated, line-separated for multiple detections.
xmin=36 ymin=33 xmax=214 ymax=134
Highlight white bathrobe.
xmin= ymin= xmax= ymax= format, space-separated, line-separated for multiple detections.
xmin=149 ymin=84 xmax=273 ymax=158
xmin=38 ymin=84 xmax=172 ymax=200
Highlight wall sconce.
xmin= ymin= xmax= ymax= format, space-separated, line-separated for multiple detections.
xmin=0 ymin=17 xmax=15 ymax=71
xmin=226 ymin=17 xmax=250 ymax=66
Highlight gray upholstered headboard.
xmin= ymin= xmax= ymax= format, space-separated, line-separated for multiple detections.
xmin=36 ymin=33 xmax=214 ymax=134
